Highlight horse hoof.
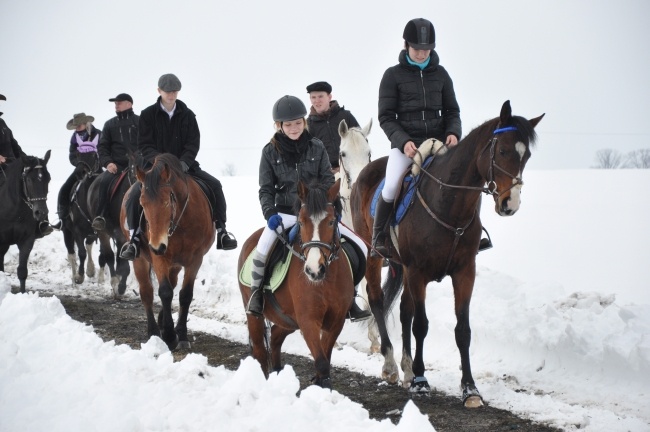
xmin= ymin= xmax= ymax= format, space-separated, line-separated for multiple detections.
xmin=177 ymin=340 xmax=191 ymax=350
xmin=74 ymin=275 xmax=84 ymax=284
xmin=464 ymin=396 xmax=484 ymax=408
xmin=382 ymin=370 xmax=399 ymax=385
xmin=409 ymin=377 xmax=431 ymax=393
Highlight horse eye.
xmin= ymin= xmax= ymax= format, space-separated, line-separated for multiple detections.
xmin=340 ymin=152 xmax=346 ymax=158
xmin=328 ymin=219 xmax=334 ymax=226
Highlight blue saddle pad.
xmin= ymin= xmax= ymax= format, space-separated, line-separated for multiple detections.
xmin=371 ymin=156 xmax=433 ymax=225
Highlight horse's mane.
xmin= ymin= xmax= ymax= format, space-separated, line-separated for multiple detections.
xmin=143 ymin=153 xmax=186 ymax=199
xmin=293 ymin=179 xmax=342 ymax=217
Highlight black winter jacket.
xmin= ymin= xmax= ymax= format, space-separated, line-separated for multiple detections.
xmin=98 ymin=108 xmax=139 ymax=170
xmin=0 ymin=116 xmax=25 ymax=160
xmin=378 ymin=50 xmax=461 ymax=152
xmin=258 ymin=132 xmax=334 ymax=219
xmin=138 ymin=98 xmax=200 ymax=169
xmin=307 ymin=101 xmax=359 ymax=168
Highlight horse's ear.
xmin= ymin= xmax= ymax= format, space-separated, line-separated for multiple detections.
xmin=329 ymin=178 xmax=341 ymax=202
xmin=528 ymin=113 xmax=545 ymax=129
xmin=160 ymin=164 xmax=172 ymax=183
xmin=338 ymin=119 xmax=349 ymax=138
xmin=297 ymin=180 xmax=308 ymax=202
xmin=499 ymin=100 xmax=512 ymax=124
xmin=43 ymin=150 xmax=51 ymax=164
xmin=362 ymin=118 xmax=373 ymax=137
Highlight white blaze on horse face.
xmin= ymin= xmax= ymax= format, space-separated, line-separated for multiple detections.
xmin=502 ymin=141 xmax=527 ymax=213
xmin=304 ymin=211 xmax=327 ymax=281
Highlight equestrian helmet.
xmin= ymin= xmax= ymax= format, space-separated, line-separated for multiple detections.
xmin=272 ymin=95 xmax=307 ymax=122
xmin=403 ymin=18 xmax=435 ymax=50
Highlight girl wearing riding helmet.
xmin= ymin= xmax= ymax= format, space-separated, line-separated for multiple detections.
xmin=373 ymin=18 xmax=472 ymax=257
xmin=246 ymin=95 xmax=371 ymax=321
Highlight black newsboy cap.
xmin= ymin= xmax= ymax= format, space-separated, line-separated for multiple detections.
xmin=306 ymin=81 xmax=332 ymax=94
xmin=108 ymin=93 xmax=133 ymax=103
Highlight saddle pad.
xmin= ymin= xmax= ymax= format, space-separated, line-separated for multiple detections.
xmin=370 ymin=156 xmax=434 ymax=225
xmin=238 ymin=245 xmax=353 ymax=293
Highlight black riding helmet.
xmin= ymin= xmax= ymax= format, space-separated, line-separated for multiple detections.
xmin=272 ymin=95 xmax=307 ymax=122
xmin=403 ymin=18 xmax=435 ymax=50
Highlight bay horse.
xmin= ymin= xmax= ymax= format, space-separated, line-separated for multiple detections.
xmin=238 ymin=179 xmax=353 ymax=388
xmin=87 ymin=151 xmax=138 ymax=296
xmin=0 ymin=151 xmax=52 ymax=293
xmin=61 ymin=150 xmax=101 ymax=284
xmin=122 ymin=153 xmax=215 ymax=350
xmin=351 ymin=101 xmax=544 ymax=406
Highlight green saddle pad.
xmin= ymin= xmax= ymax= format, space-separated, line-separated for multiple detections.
xmin=239 ymin=244 xmax=353 ymax=293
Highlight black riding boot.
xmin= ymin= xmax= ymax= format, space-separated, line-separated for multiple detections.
xmin=371 ymin=196 xmax=393 ymax=258
xmin=50 ymin=204 xmax=69 ymax=231
xmin=347 ymin=286 xmax=372 ymax=322
xmin=119 ymin=229 xmax=141 ymax=261
xmin=216 ymin=220 xmax=238 ymax=250
xmin=246 ymin=251 xmax=266 ymax=317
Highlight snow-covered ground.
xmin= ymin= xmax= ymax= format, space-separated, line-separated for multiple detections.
xmin=1 ymin=169 xmax=649 ymax=431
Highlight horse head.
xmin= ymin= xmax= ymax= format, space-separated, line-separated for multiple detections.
xmin=338 ymin=119 xmax=372 ymax=190
xmin=296 ymin=178 xmax=342 ymax=282
xmin=74 ymin=150 xmax=99 ymax=181
xmin=20 ymin=150 xmax=52 ymax=222
xmin=477 ymin=100 xmax=544 ymax=216
xmin=136 ymin=153 xmax=189 ymax=255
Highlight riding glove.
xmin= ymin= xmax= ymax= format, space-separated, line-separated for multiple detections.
xmin=267 ymin=214 xmax=282 ymax=230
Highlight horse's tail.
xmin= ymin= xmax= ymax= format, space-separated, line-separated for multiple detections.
xmin=382 ymin=261 xmax=404 ymax=319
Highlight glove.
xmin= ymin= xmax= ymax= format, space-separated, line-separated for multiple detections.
xmin=181 ymin=161 xmax=189 ymax=172
xmin=267 ymin=214 xmax=282 ymax=230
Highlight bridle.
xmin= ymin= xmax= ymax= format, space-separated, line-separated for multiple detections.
xmin=160 ymin=179 xmax=190 ymax=237
xmin=480 ymin=126 xmax=525 ymax=197
xmin=276 ymin=203 xmax=341 ymax=266
xmin=21 ymin=163 xmax=49 ymax=212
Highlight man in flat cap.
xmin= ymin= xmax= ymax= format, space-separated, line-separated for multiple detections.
xmin=120 ymin=73 xmax=237 ymax=260
xmin=90 ymin=93 xmax=139 ymax=231
xmin=306 ymin=81 xmax=360 ymax=172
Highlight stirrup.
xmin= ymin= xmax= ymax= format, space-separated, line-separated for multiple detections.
xmin=119 ymin=241 xmax=140 ymax=261
xmin=91 ymin=216 xmax=106 ymax=231
xmin=217 ymin=230 xmax=238 ymax=250
xmin=246 ymin=290 xmax=264 ymax=318
xmin=39 ymin=221 xmax=53 ymax=236
xmin=370 ymin=233 xmax=391 ymax=259
xmin=478 ymin=237 xmax=493 ymax=252
xmin=347 ymin=301 xmax=372 ymax=322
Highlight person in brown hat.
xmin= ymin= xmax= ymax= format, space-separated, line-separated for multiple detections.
xmin=51 ymin=113 xmax=102 ymax=230
xmin=306 ymin=81 xmax=360 ymax=173
xmin=119 ymin=73 xmax=237 ymax=260
xmin=90 ymin=94 xmax=139 ymax=231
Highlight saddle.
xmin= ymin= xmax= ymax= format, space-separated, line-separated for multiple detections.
xmin=371 ymin=138 xmax=445 ymax=226
xmin=238 ymin=229 xmax=366 ymax=291
xmin=189 ymin=176 xmax=217 ymax=221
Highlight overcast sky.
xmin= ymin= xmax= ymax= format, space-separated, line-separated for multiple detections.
xmin=2 ymin=0 xmax=648 ymax=176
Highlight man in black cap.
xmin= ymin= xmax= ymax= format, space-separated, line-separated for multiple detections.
xmin=120 ymin=74 xmax=237 ymax=260
xmin=90 ymin=93 xmax=140 ymax=231
xmin=306 ymin=81 xmax=359 ymax=172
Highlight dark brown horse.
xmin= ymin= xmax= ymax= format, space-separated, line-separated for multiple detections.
xmin=351 ymin=101 xmax=544 ymax=406
xmin=0 ymin=151 xmax=52 ymax=293
xmin=121 ymin=153 xmax=215 ymax=350
xmin=238 ymin=179 xmax=353 ymax=388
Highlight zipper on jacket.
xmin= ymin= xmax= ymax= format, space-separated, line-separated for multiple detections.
xmin=420 ymin=70 xmax=429 ymax=137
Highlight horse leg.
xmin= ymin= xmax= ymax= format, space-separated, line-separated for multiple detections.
xmin=154 ymin=265 xmax=179 ymax=351
xmin=452 ymin=268 xmax=483 ymax=407
xmin=359 ymin=278 xmax=381 ymax=353
xmin=270 ymin=325 xmax=293 ymax=374
xmin=73 ymin=234 xmax=87 ymax=284
xmin=115 ymin=252 xmax=130 ymax=296
xmin=175 ymin=263 xmax=197 ymax=350
xmin=300 ymin=321 xmax=332 ymax=388
xmin=97 ymin=233 xmax=115 ymax=291
xmin=0 ymin=243 xmax=9 ymax=273
xmin=404 ymin=270 xmax=431 ymax=393
xmin=85 ymin=239 xmax=96 ymax=278
xmin=366 ymin=257 xmax=399 ymax=384
xmin=134 ymin=258 xmax=159 ymax=339
xmin=16 ymin=238 xmax=36 ymax=293
xmin=399 ymin=274 xmax=415 ymax=388
xmin=62 ymin=228 xmax=78 ymax=284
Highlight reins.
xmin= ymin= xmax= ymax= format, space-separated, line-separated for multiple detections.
xmin=165 ymin=179 xmax=190 ymax=237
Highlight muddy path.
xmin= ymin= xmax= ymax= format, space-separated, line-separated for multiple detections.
xmin=55 ymin=294 xmax=560 ymax=432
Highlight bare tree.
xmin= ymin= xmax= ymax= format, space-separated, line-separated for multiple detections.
xmin=221 ymin=163 xmax=237 ymax=176
xmin=593 ymin=149 xmax=622 ymax=169
xmin=622 ymin=149 xmax=650 ymax=169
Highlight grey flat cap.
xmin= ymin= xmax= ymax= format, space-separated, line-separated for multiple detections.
xmin=158 ymin=74 xmax=182 ymax=92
